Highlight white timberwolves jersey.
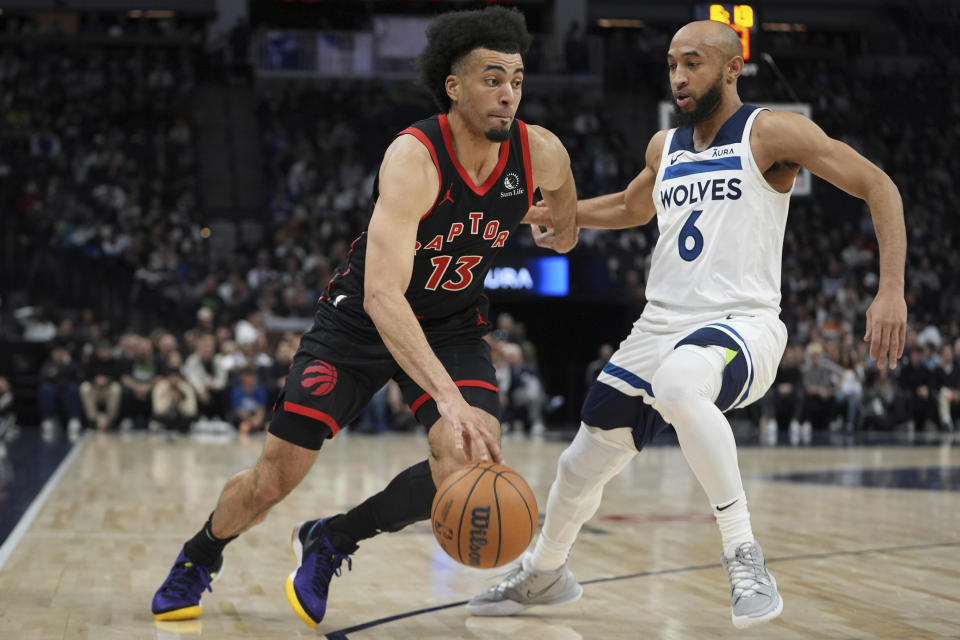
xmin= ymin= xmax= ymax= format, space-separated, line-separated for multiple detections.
xmin=643 ymin=105 xmax=791 ymax=328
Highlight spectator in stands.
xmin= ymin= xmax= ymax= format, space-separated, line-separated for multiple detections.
xmin=151 ymin=351 xmax=198 ymax=433
xmin=120 ymin=336 xmax=157 ymax=430
xmin=16 ymin=304 xmax=57 ymax=343
xmin=762 ymin=343 xmax=805 ymax=439
xmin=38 ymin=343 xmax=83 ymax=439
xmin=502 ymin=342 xmax=547 ymax=436
xmin=835 ymin=348 xmax=864 ymax=431
xmin=934 ymin=344 xmax=958 ymax=431
xmin=899 ymin=347 xmax=935 ymax=431
xmin=230 ymin=368 xmax=267 ymax=434
xmin=247 ymin=248 xmax=278 ymax=292
xmin=79 ymin=340 xmax=123 ymax=432
xmin=801 ymin=342 xmax=840 ymax=434
xmin=860 ymin=367 xmax=899 ymax=430
xmin=217 ymin=339 xmax=244 ymax=383
xmin=152 ymin=330 xmax=181 ymax=370
xmin=182 ymin=333 xmax=229 ymax=419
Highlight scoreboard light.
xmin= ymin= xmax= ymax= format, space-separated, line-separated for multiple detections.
xmin=699 ymin=4 xmax=756 ymax=60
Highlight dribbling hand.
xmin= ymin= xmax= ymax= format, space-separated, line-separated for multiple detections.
xmin=441 ymin=401 xmax=503 ymax=464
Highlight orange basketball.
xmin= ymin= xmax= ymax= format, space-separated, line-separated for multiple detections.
xmin=431 ymin=462 xmax=538 ymax=569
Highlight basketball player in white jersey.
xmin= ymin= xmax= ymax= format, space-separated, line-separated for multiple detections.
xmin=467 ymin=20 xmax=906 ymax=628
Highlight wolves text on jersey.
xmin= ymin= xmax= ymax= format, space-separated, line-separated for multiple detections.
xmin=660 ymin=177 xmax=742 ymax=209
xmin=415 ymin=211 xmax=511 ymax=252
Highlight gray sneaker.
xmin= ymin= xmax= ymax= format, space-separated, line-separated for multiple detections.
xmin=721 ymin=541 xmax=783 ymax=628
xmin=466 ymin=553 xmax=583 ymax=616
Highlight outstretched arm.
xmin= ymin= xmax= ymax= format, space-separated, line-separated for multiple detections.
xmin=364 ymin=135 xmax=502 ymax=463
xmin=524 ymin=129 xmax=667 ymax=231
xmin=754 ymin=110 xmax=907 ymax=368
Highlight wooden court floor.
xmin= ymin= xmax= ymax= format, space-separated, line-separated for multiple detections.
xmin=0 ymin=430 xmax=958 ymax=639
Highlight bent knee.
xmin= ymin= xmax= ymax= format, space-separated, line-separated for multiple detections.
xmin=428 ymin=422 xmax=500 ymax=486
xmin=651 ymin=368 xmax=697 ymax=410
xmin=652 ymin=347 xmax=723 ymax=410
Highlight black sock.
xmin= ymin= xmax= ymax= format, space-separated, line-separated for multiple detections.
xmin=183 ymin=513 xmax=236 ymax=566
xmin=325 ymin=460 xmax=435 ymax=552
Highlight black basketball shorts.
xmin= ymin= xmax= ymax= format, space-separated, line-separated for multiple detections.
xmin=268 ymin=335 xmax=500 ymax=450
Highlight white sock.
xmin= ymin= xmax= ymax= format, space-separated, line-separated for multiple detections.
xmin=652 ymin=346 xmax=758 ymax=559
xmin=529 ymin=531 xmax=573 ymax=572
xmin=529 ymin=424 xmax=636 ymax=572
xmin=713 ymin=492 xmax=754 ymax=557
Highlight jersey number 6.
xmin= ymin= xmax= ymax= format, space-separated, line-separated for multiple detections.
xmin=678 ymin=209 xmax=704 ymax=261
xmin=425 ymin=255 xmax=483 ymax=291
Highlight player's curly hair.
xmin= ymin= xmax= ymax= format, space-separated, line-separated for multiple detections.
xmin=416 ymin=6 xmax=531 ymax=112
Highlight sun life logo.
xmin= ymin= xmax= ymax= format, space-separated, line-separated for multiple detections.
xmin=503 ymin=172 xmax=519 ymax=190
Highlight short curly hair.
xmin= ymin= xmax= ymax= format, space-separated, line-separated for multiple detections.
xmin=416 ymin=6 xmax=532 ymax=112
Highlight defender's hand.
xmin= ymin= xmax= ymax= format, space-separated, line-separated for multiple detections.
xmin=522 ymin=200 xmax=551 ymax=226
xmin=864 ymin=289 xmax=907 ymax=369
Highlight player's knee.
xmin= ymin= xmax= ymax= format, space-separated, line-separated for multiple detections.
xmin=652 ymin=348 xmax=720 ymax=417
xmin=652 ymin=362 xmax=698 ymax=411
xmin=427 ymin=430 xmax=465 ymax=487
xmin=427 ymin=451 xmax=462 ymax=488
xmin=427 ymin=414 xmax=499 ymax=465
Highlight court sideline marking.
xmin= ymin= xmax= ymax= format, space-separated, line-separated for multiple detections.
xmin=0 ymin=436 xmax=87 ymax=570
xmin=324 ymin=540 xmax=960 ymax=639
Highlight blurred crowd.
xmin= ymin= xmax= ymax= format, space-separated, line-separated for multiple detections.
xmin=1 ymin=16 xmax=958 ymax=441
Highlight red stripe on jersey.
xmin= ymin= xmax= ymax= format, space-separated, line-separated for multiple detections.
xmin=438 ymin=113 xmax=510 ymax=197
xmin=325 ymin=232 xmax=365 ymax=296
xmin=283 ymin=401 xmax=341 ymax=436
xmin=398 ymin=127 xmax=443 ymax=220
xmin=409 ymin=379 xmax=500 ymax=415
xmin=517 ymin=120 xmax=534 ymax=208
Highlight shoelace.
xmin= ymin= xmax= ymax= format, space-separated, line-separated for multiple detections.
xmin=312 ymin=547 xmax=353 ymax=596
xmin=726 ymin=544 xmax=770 ymax=600
xmin=164 ymin=561 xmax=215 ymax=598
xmin=491 ymin=560 xmax=541 ymax=594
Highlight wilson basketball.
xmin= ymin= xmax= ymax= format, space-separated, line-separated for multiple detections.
xmin=431 ymin=462 xmax=538 ymax=569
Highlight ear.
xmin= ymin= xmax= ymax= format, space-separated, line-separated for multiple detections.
xmin=726 ymin=56 xmax=744 ymax=82
xmin=445 ymin=74 xmax=460 ymax=105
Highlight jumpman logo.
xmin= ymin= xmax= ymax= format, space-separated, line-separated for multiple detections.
xmin=440 ymin=183 xmax=455 ymax=205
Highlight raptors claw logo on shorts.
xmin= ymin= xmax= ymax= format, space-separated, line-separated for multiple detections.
xmin=301 ymin=360 xmax=338 ymax=396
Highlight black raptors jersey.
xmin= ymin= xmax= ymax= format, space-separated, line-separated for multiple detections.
xmin=315 ymin=114 xmax=534 ymax=338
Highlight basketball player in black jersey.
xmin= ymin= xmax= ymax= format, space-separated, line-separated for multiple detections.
xmin=151 ymin=6 xmax=580 ymax=628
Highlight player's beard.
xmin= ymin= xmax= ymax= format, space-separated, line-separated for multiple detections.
xmin=485 ymin=125 xmax=511 ymax=142
xmin=673 ymin=74 xmax=723 ymax=127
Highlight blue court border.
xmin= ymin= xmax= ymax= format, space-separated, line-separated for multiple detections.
xmin=323 ymin=540 xmax=960 ymax=638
